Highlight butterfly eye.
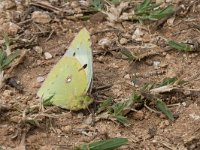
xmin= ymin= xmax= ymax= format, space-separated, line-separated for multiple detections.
xmin=73 ymin=52 xmax=76 ymax=56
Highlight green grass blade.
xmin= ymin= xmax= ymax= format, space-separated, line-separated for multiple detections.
xmin=0 ymin=49 xmax=7 ymax=67
xmin=110 ymin=101 xmax=130 ymax=125
xmin=135 ymin=0 xmax=151 ymax=14
xmin=4 ymin=35 xmax=11 ymax=50
xmin=120 ymin=48 xmax=137 ymax=61
xmin=76 ymin=138 xmax=128 ymax=150
xmin=135 ymin=0 xmax=160 ymax=15
xmin=24 ymin=118 xmax=40 ymax=126
xmin=90 ymin=0 xmax=103 ymax=10
xmin=114 ymin=115 xmax=128 ymax=125
xmin=148 ymin=5 xmax=174 ymax=20
xmin=159 ymin=77 xmax=177 ymax=87
xmin=168 ymin=40 xmax=193 ymax=52
xmin=97 ymin=98 xmax=113 ymax=114
xmin=130 ymin=93 xmax=142 ymax=103
xmin=43 ymin=95 xmax=54 ymax=106
xmin=112 ymin=102 xmax=126 ymax=116
xmin=156 ymin=99 xmax=175 ymax=121
xmin=2 ymin=49 xmax=20 ymax=69
xmin=89 ymin=138 xmax=128 ymax=150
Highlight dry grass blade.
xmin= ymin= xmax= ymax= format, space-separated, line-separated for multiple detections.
xmin=30 ymin=1 xmax=63 ymax=15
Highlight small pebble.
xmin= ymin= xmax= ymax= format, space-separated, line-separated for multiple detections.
xmin=164 ymin=120 xmax=170 ymax=126
xmin=132 ymin=28 xmax=144 ymax=41
xmin=153 ymin=61 xmax=160 ymax=69
xmin=98 ymin=38 xmax=111 ymax=49
xmin=32 ymin=11 xmax=51 ymax=24
xmin=37 ymin=76 xmax=45 ymax=83
xmin=62 ymin=125 xmax=72 ymax=133
xmin=159 ymin=121 xmax=165 ymax=129
xmin=133 ymin=110 xmax=144 ymax=120
xmin=124 ymin=74 xmax=130 ymax=79
xmin=165 ymin=54 xmax=171 ymax=60
xmin=44 ymin=52 xmax=52 ymax=60
xmin=144 ymin=111 xmax=151 ymax=119
xmin=162 ymin=52 xmax=167 ymax=56
xmin=3 ymin=90 xmax=13 ymax=98
xmin=56 ymin=128 xmax=62 ymax=134
xmin=167 ymin=17 xmax=175 ymax=26
xmin=182 ymin=102 xmax=187 ymax=107
xmin=36 ymin=60 xmax=42 ymax=65
xmin=63 ymin=112 xmax=73 ymax=119
xmin=120 ymin=38 xmax=128 ymax=45
xmin=183 ymin=90 xmax=191 ymax=96
xmin=160 ymin=63 xmax=168 ymax=68
xmin=159 ymin=120 xmax=170 ymax=129
xmin=71 ymin=1 xmax=79 ymax=8
xmin=79 ymin=0 xmax=90 ymax=7
xmin=34 ymin=46 xmax=43 ymax=54
xmin=84 ymin=115 xmax=93 ymax=125
xmin=145 ymin=60 xmax=153 ymax=66
xmin=159 ymin=113 xmax=167 ymax=119
xmin=77 ymin=112 xmax=84 ymax=119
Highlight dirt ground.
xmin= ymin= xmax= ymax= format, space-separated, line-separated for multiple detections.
xmin=0 ymin=0 xmax=200 ymax=150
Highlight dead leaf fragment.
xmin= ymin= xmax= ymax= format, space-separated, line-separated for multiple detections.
xmin=102 ymin=2 xmax=129 ymax=23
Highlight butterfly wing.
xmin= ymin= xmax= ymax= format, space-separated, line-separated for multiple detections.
xmin=65 ymin=28 xmax=93 ymax=92
xmin=37 ymin=28 xmax=93 ymax=110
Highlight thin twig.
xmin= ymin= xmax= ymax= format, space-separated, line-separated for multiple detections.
xmin=144 ymin=100 xmax=161 ymax=114
xmin=45 ymin=30 xmax=55 ymax=42
xmin=17 ymin=19 xmax=32 ymax=26
xmin=93 ymin=84 xmax=112 ymax=92
xmin=30 ymin=2 xmax=61 ymax=15
xmin=159 ymin=141 xmax=176 ymax=150
xmin=91 ymin=29 xmax=120 ymax=35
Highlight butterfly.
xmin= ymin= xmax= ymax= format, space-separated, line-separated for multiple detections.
xmin=37 ymin=28 xmax=93 ymax=110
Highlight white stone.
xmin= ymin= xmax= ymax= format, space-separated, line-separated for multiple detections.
xmin=34 ymin=46 xmax=43 ymax=54
xmin=124 ymin=74 xmax=130 ymax=79
xmin=98 ymin=38 xmax=111 ymax=48
xmin=36 ymin=76 xmax=45 ymax=83
xmin=120 ymin=38 xmax=128 ymax=45
xmin=153 ymin=61 xmax=161 ymax=69
xmin=44 ymin=52 xmax=52 ymax=60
